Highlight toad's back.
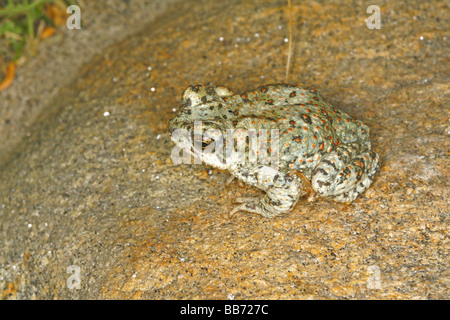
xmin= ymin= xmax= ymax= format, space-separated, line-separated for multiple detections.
xmin=222 ymin=84 xmax=372 ymax=176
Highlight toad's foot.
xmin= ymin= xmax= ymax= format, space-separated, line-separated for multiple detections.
xmin=229 ymin=197 xmax=265 ymax=217
xmin=228 ymin=167 xmax=307 ymax=218
xmin=225 ymin=175 xmax=244 ymax=187
xmin=226 ymin=175 xmax=235 ymax=186
xmin=230 ymin=196 xmax=293 ymax=218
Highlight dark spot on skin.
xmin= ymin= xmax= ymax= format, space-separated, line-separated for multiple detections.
xmin=262 ymin=116 xmax=277 ymax=122
xmin=342 ymin=167 xmax=351 ymax=175
xmin=268 ymin=198 xmax=281 ymax=206
xmin=315 ymin=168 xmax=328 ymax=176
xmin=201 ymin=96 xmax=207 ymax=103
xmin=186 ymin=98 xmax=192 ymax=106
xmin=301 ymin=114 xmax=312 ymax=124
xmin=318 ymin=142 xmax=325 ymax=152
xmin=322 ymin=159 xmax=338 ymax=171
xmin=285 ymin=176 xmax=294 ymax=182
xmin=316 ymin=180 xmax=331 ymax=187
xmin=289 ymin=91 xmax=296 ymax=97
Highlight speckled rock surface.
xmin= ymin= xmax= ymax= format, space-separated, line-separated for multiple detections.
xmin=0 ymin=0 xmax=448 ymax=299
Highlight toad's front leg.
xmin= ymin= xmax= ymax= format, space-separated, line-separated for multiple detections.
xmin=229 ymin=165 xmax=307 ymax=218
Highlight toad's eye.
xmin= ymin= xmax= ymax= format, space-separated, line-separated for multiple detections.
xmin=201 ymin=137 xmax=215 ymax=150
xmin=194 ymin=134 xmax=215 ymax=150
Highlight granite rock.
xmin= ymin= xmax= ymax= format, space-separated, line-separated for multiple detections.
xmin=0 ymin=0 xmax=448 ymax=299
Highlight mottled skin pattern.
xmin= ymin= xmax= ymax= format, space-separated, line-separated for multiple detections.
xmin=169 ymin=84 xmax=379 ymax=218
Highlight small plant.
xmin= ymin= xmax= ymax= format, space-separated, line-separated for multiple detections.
xmin=0 ymin=0 xmax=73 ymax=89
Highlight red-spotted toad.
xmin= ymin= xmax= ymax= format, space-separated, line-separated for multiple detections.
xmin=169 ymin=84 xmax=379 ymax=218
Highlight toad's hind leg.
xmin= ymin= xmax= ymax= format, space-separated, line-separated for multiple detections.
xmin=311 ymin=143 xmax=379 ymax=203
